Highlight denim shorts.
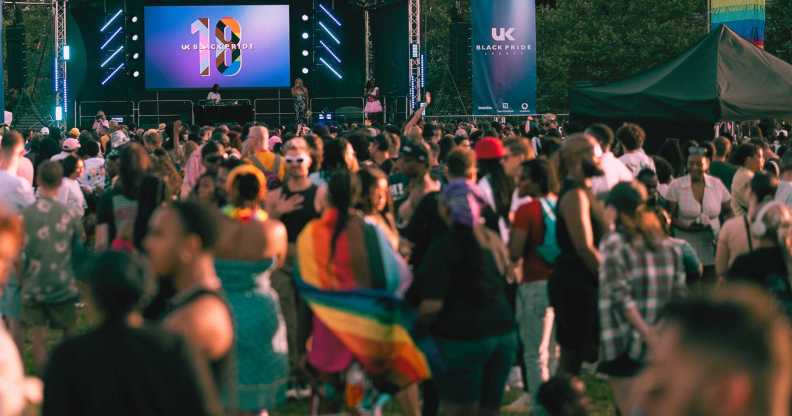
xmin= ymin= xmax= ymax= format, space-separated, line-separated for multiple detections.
xmin=434 ymin=331 xmax=518 ymax=410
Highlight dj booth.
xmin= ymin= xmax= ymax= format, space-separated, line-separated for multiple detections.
xmin=195 ymin=101 xmax=255 ymax=126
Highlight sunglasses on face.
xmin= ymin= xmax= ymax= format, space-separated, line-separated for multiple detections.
xmin=285 ymin=157 xmax=306 ymax=165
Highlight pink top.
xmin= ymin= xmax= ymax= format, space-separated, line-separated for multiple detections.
xmin=307 ymin=316 xmax=354 ymax=373
xmin=180 ymin=146 xmax=205 ymax=199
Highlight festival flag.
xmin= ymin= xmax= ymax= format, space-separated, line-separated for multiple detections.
xmin=710 ymin=0 xmax=766 ymax=48
xmin=294 ymin=211 xmax=431 ymax=390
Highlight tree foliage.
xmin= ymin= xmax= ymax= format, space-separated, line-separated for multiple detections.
xmin=766 ymin=0 xmax=792 ymax=64
xmin=425 ymin=0 xmax=708 ymax=115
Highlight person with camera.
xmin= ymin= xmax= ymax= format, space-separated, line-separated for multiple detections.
xmin=92 ymin=111 xmax=109 ymax=133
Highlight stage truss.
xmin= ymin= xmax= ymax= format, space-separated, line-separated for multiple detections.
xmin=408 ymin=0 xmax=421 ymax=111
xmin=5 ymin=0 xmax=67 ymax=126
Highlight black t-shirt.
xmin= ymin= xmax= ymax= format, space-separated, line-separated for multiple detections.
xmin=43 ymin=323 xmax=223 ymax=416
xmin=415 ymin=231 xmax=516 ymax=340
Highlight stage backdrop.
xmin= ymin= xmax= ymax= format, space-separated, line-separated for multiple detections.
xmin=471 ymin=0 xmax=536 ymax=116
xmin=144 ymin=5 xmax=291 ymax=89
xmin=710 ymin=0 xmax=765 ymax=48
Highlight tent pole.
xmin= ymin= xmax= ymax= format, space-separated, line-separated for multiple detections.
xmin=707 ymin=0 xmax=711 ymax=32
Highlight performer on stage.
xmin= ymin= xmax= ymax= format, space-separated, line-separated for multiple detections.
xmin=291 ymin=78 xmax=309 ymax=124
xmin=207 ymin=84 xmax=222 ymax=104
xmin=364 ymin=79 xmax=383 ymax=125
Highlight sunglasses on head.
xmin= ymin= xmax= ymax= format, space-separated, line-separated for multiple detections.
xmin=285 ymin=157 xmax=305 ymax=164
xmin=688 ymin=146 xmax=707 ymax=156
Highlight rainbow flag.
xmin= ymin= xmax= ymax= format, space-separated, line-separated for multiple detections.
xmin=710 ymin=0 xmax=766 ymax=48
xmin=294 ymin=210 xmax=431 ymax=390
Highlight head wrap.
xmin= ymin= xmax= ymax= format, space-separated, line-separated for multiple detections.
xmin=226 ymin=164 xmax=268 ymax=201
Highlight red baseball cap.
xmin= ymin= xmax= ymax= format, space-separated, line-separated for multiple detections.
xmin=474 ymin=137 xmax=506 ymax=160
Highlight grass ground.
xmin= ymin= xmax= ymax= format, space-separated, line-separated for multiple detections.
xmin=21 ymin=313 xmax=617 ymax=416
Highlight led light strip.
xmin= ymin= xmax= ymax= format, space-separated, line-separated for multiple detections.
xmin=101 ymin=63 xmax=125 ymax=85
xmin=319 ymin=40 xmax=341 ymax=63
xmin=318 ymin=21 xmax=340 ymax=44
xmin=100 ymin=26 xmax=122 ymax=50
xmin=319 ymin=57 xmax=342 ymax=79
xmin=100 ymin=9 xmax=123 ymax=33
xmin=100 ymin=46 xmax=124 ymax=67
xmin=319 ymin=4 xmax=341 ymax=26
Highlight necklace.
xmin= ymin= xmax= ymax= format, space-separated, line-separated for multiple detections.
xmin=222 ymin=205 xmax=268 ymax=222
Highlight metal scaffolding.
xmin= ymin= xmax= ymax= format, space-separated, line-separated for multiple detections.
xmin=407 ymin=0 xmax=421 ymax=111
xmin=364 ymin=8 xmax=373 ymax=82
xmin=53 ymin=0 xmax=67 ymax=126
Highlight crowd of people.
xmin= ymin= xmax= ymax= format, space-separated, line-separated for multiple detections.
xmin=0 ymin=102 xmax=790 ymax=416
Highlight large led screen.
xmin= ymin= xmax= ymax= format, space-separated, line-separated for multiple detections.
xmin=144 ymin=5 xmax=290 ymax=89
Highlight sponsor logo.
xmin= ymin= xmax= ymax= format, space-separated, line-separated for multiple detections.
xmin=491 ymin=27 xmax=516 ymax=42
xmin=474 ymin=26 xmax=531 ymax=56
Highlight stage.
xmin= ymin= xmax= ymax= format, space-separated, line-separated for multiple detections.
xmin=67 ymin=0 xmax=419 ymax=128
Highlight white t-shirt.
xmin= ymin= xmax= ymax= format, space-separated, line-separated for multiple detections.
xmin=56 ymin=177 xmax=86 ymax=218
xmin=0 ymin=170 xmax=35 ymax=213
xmin=78 ymin=157 xmax=106 ymax=192
xmin=207 ymin=92 xmax=221 ymax=103
xmin=15 ymin=157 xmax=34 ymax=186
xmin=776 ymin=181 xmax=792 ymax=206
xmin=619 ymin=150 xmax=656 ymax=176
xmin=592 ymin=152 xmax=633 ymax=197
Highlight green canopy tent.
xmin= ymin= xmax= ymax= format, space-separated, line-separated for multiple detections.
xmin=569 ymin=25 xmax=792 ymax=124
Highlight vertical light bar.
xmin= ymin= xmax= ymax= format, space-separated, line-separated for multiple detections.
xmin=100 ymin=9 xmax=123 ymax=32
xmin=63 ymin=45 xmax=70 ymax=60
xmin=55 ymin=106 xmax=63 ymax=121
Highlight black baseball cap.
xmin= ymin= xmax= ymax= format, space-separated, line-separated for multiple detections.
xmin=400 ymin=141 xmax=429 ymax=164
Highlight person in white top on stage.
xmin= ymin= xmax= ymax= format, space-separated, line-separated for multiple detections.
xmin=207 ymin=84 xmax=221 ymax=104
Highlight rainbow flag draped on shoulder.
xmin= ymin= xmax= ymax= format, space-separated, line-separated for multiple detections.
xmin=710 ymin=0 xmax=765 ymax=48
xmin=294 ymin=209 xmax=431 ymax=390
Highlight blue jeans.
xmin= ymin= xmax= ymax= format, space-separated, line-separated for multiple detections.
xmin=434 ymin=331 xmax=518 ymax=411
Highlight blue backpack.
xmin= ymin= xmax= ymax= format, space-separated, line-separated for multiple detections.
xmin=536 ymin=197 xmax=560 ymax=264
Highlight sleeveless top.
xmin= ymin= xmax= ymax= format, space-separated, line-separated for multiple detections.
xmin=214 ymin=259 xmax=288 ymax=411
xmin=167 ymin=287 xmax=236 ymax=408
xmin=280 ymin=182 xmax=320 ymax=242
xmin=555 ymin=178 xmax=607 ymax=284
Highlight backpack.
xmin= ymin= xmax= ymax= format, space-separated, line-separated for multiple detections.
xmin=250 ymin=153 xmax=283 ymax=190
xmin=536 ymin=197 xmax=560 ymax=264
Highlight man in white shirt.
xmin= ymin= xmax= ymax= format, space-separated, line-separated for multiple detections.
xmin=78 ymin=140 xmax=105 ymax=193
xmin=0 ymin=132 xmax=35 ymax=213
xmin=50 ymin=138 xmax=81 ymax=162
xmin=775 ymin=151 xmax=792 ymax=206
xmin=587 ymin=123 xmax=633 ymax=198
xmin=0 ymin=131 xmax=35 ymax=354
xmin=616 ymin=123 xmax=655 ymax=176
